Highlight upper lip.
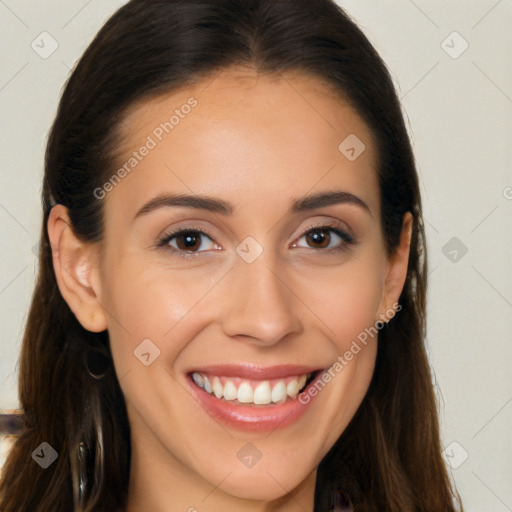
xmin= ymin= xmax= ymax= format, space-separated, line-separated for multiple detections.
xmin=187 ymin=363 xmax=323 ymax=380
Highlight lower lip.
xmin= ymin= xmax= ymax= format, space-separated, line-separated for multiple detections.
xmin=186 ymin=372 xmax=323 ymax=432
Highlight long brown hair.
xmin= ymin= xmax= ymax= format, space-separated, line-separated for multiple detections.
xmin=0 ymin=1 xmax=463 ymax=510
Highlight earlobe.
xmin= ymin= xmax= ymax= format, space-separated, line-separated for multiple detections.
xmin=377 ymin=212 xmax=413 ymax=323
xmin=47 ymin=205 xmax=108 ymax=333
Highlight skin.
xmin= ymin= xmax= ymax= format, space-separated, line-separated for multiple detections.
xmin=48 ymin=67 xmax=412 ymax=512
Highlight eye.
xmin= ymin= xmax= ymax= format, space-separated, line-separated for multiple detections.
xmin=155 ymin=222 xmax=356 ymax=258
xmin=293 ymin=224 xmax=355 ymax=253
xmin=156 ymin=228 xmax=218 ymax=257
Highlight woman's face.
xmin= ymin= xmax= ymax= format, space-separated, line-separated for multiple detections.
xmin=57 ymin=68 xmax=410 ymax=509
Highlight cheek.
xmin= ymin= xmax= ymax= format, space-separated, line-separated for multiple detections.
xmin=303 ymin=256 xmax=385 ymax=349
xmin=101 ymin=255 xmax=223 ymax=373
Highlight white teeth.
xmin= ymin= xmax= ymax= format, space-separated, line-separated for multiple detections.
xmin=271 ymin=381 xmax=287 ymax=403
xmin=212 ymin=376 xmax=223 ymax=399
xmin=223 ymin=380 xmax=238 ymax=400
xmin=237 ymin=382 xmax=253 ymax=403
xmin=191 ymin=371 xmax=312 ymax=405
xmin=253 ymin=381 xmax=272 ymax=405
xmin=286 ymin=379 xmax=300 ymax=399
xmin=192 ymin=372 xmax=204 ymax=388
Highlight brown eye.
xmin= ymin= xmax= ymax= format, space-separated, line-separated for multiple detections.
xmin=175 ymin=231 xmax=203 ymax=251
xmin=305 ymin=228 xmax=331 ymax=249
xmin=295 ymin=225 xmax=355 ymax=252
xmin=157 ymin=229 xmax=217 ymax=255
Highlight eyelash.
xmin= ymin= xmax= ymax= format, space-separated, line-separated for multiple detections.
xmin=155 ymin=222 xmax=356 ymax=259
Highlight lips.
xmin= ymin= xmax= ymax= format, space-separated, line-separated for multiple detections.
xmin=185 ymin=364 xmax=325 ymax=432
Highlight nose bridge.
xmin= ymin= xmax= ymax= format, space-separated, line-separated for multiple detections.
xmin=220 ymin=249 xmax=302 ymax=345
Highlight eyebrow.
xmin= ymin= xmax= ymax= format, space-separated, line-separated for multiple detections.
xmin=133 ymin=190 xmax=371 ymax=221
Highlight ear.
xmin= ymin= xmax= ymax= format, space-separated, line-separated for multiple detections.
xmin=47 ymin=205 xmax=108 ymax=332
xmin=376 ymin=211 xmax=413 ymax=323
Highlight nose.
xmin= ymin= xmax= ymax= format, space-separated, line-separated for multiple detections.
xmin=220 ymin=254 xmax=303 ymax=347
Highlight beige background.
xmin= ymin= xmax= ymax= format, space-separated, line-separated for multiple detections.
xmin=0 ymin=1 xmax=511 ymax=509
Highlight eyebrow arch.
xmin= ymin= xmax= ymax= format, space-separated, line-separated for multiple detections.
xmin=292 ymin=190 xmax=371 ymax=216
xmin=133 ymin=190 xmax=371 ymax=221
xmin=133 ymin=194 xmax=233 ymax=220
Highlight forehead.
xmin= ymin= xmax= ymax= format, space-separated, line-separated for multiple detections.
xmin=104 ymin=67 xmax=379 ymax=223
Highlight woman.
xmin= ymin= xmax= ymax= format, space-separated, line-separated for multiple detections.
xmin=0 ymin=1 xmax=464 ymax=511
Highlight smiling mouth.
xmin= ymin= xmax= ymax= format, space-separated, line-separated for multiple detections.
xmin=189 ymin=370 xmax=318 ymax=406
